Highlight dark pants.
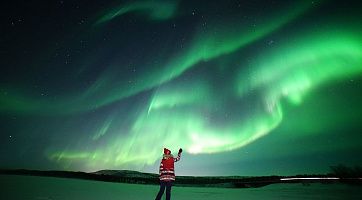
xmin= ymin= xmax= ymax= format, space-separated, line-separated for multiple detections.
xmin=155 ymin=181 xmax=173 ymax=200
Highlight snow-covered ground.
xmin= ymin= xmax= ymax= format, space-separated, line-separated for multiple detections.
xmin=1 ymin=175 xmax=361 ymax=200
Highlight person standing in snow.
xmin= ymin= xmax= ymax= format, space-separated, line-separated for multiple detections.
xmin=154 ymin=147 xmax=182 ymax=200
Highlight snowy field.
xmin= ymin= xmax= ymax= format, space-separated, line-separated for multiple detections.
xmin=1 ymin=175 xmax=361 ymax=200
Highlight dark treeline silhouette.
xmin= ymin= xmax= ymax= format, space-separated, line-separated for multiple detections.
xmin=0 ymin=169 xmax=159 ymax=185
xmin=1 ymin=168 xmax=361 ymax=188
xmin=329 ymin=164 xmax=362 ymax=178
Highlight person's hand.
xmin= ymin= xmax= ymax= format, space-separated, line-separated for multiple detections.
xmin=178 ymin=148 xmax=183 ymax=154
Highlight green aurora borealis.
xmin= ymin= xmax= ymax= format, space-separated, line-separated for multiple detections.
xmin=1 ymin=0 xmax=362 ymax=176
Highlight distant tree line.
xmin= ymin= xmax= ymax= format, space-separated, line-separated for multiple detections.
xmin=329 ymin=164 xmax=362 ymax=178
xmin=1 ymin=167 xmax=361 ymax=187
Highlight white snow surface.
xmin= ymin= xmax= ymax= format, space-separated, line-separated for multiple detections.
xmin=1 ymin=175 xmax=361 ymax=200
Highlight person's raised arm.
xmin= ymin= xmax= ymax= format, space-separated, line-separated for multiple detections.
xmin=174 ymin=148 xmax=182 ymax=162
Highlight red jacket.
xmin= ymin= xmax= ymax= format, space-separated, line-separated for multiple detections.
xmin=159 ymin=153 xmax=181 ymax=181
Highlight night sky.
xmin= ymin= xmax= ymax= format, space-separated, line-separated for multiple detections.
xmin=1 ymin=0 xmax=362 ymax=176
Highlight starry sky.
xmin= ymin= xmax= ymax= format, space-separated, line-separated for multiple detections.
xmin=1 ymin=0 xmax=361 ymax=176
